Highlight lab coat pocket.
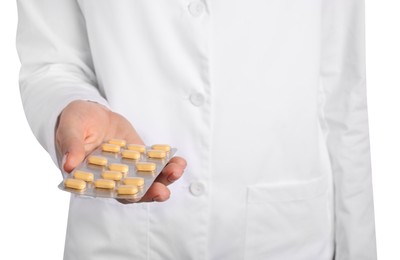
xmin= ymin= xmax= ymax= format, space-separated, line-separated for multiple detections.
xmin=244 ymin=176 xmax=333 ymax=260
xmin=64 ymin=196 xmax=149 ymax=260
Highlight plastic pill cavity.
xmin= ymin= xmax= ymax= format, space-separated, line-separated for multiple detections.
xmin=136 ymin=162 xmax=156 ymax=172
xmin=127 ymin=144 xmax=146 ymax=153
xmin=73 ymin=170 xmax=94 ymax=182
xmin=88 ymin=155 xmax=108 ymax=166
xmin=121 ymin=150 xmax=140 ymax=160
xmin=64 ymin=179 xmax=86 ymax=190
xmin=102 ymin=143 xmax=121 ymax=153
xmin=94 ymin=179 xmax=115 ymax=189
xmin=108 ymin=139 xmax=127 ymax=147
xmin=117 ymin=185 xmax=139 ymax=195
xmin=151 ymin=144 xmax=171 ymax=152
xmin=109 ymin=163 xmax=129 ymax=173
xmin=123 ymin=177 xmax=145 ymax=187
xmin=147 ymin=149 xmax=167 ymax=159
xmin=101 ymin=170 xmax=123 ymax=181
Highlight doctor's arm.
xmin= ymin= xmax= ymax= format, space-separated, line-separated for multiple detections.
xmin=320 ymin=0 xmax=377 ymax=259
xmin=16 ymin=0 xmax=108 ymax=163
xmin=16 ymin=0 xmax=185 ymax=202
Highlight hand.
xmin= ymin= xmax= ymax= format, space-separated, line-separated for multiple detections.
xmin=56 ymin=100 xmax=186 ymax=203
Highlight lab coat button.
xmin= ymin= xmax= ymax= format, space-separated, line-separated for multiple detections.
xmin=188 ymin=1 xmax=205 ymax=17
xmin=189 ymin=93 xmax=205 ymax=106
xmin=189 ymin=182 xmax=206 ymax=196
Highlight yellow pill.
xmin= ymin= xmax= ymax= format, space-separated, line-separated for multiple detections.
xmin=64 ymin=178 xmax=86 ymax=190
xmin=101 ymin=170 xmax=123 ymax=181
xmin=109 ymin=163 xmax=129 ymax=173
xmin=147 ymin=149 xmax=167 ymax=159
xmin=121 ymin=150 xmax=140 ymax=160
xmin=151 ymin=144 xmax=171 ymax=152
xmin=73 ymin=170 xmax=94 ymax=182
xmin=123 ymin=177 xmax=145 ymax=187
xmin=87 ymin=155 xmax=108 ymax=166
xmin=136 ymin=162 xmax=156 ymax=172
xmin=127 ymin=144 xmax=146 ymax=153
xmin=102 ymin=143 xmax=120 ymax=153
xmin=94 ymin=179 xmax=115 ymax=189
xmin=108 ymin=139 xmax=127 ymax=147
xmin=117 ymin=185 xmax=139 ymax=195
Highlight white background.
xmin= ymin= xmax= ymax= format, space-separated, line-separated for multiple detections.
xmin=0 ymin=1 xmax=398 ymax=259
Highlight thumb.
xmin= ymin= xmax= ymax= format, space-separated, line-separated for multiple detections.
xmin=58 ymin=129 xmax=86 ymax=173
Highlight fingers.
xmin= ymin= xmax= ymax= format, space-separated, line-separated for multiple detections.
xmin=154 ymin=156 xmax=187 ymax=186
xmin=140 ymin=182 xmax=171 ymax=202
xmin=169 ymin=156 xmax=187 ymax=168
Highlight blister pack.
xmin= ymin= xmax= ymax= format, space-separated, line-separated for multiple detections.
xmin=58 ymin=139 xmax=177 ymax=201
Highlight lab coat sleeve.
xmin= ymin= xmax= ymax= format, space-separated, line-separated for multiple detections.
xmin=16 ymin=0 xmax=109 ymax=165
xmin=320 ymin=0 xmax=377 ymax=259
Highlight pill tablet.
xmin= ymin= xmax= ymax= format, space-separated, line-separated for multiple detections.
xmin=121 ymin=150 xmax=140 ymax=160
xmin=151 ymin=144 xmax=171 ymax=152
xmin=64 ymin=179 xmax=86 ymax=190
xmin=108 ymin=139 xmax=126 ymax=147
xmin=88 ymin=155 xmax=108 ymax=166
xmin=109 ymin=163 xmax=129 ymax=173
xmin=117 ymin=185 xmax=139 ymax=195
xmin=127 ymin=144 xmax=146 ymax=153
xmin=123 ymin=177 xmax=145 ymax=187
xmin=102 ymin=143 xmax=121 ymax=153
xmin=136 ymin=162 xmax=156 ymax=172
xmin=101 ymin=170 xmax=123 ymax=181
xmin=73 ymin=170 xmax=94 ymax=182
xmin=147 ymin=149 xmax=167 ymax=159
xmin=94 ymin=179 xmax=115 ymax=189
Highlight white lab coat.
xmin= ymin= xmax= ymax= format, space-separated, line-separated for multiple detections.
xmin=16 ymin=0 xmax=377 ymax=259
